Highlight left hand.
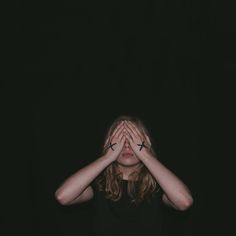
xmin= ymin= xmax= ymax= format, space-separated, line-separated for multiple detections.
xmin=123 ymin=120 xmax=152 ymax=159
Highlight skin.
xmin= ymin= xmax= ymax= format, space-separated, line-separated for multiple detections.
xmin=115 ymin=121 xmax=147 ymax=179
xmin=104 ymin=120 xmax=143 ymax=179
xmin=103 ymin=121 xmax=126 ymax=162
xmin=122 ymin=120 xmax=193 ymax=210
xmin=55 ymin=119 xmax=194 ymax=211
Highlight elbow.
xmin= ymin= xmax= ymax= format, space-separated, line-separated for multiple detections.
xmin=177 ymin=196 xmax=194 ymax=211
xmin=54 ymin=191 xmax=71 ymax=206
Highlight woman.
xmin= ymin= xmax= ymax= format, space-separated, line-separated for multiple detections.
xmin=55 ymin=115 xmax=194 ymax=236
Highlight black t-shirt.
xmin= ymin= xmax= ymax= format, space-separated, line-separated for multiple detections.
xmin=90 ymin=179 xmax=164 ymax=236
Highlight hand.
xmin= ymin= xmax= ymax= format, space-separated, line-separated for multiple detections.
xmin=123 ymin=120 xmax=152 ymax=159
xmin=103 ymin=121 xmax=126 ymax=162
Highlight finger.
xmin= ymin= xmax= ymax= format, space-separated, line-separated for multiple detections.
xmin=120 ymin=134 xmax=126 ymax=144
xmin=125 ymin=121 xmax=140 ymax=138
xmin=124 ymin=128 xmax=135 ymax=142
xmin=144 ymin=134 xmax=152 ymax=146
xmin=124 ymin=133 xmax=133 ymax=144
xmin=124 ymin=121 xmax=137 ymax=139
xmin=112 ymin=121 xmax=124 ymax=136
xmin=105 ymin=127 xmax=122 ymax=148
xmin=116 ymin=125 xmax=126 ymax=139
xmin=111 ymin=121 xmax=124 ymax=139
xmin=117 ymin=127 xmax=125 ymax=139
xmin=103 ymin=137 xmax=109 ymax=147
xmin=127 ymin=120 xmax=143 ymax=138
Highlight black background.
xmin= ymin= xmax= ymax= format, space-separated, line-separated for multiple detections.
xmin=3 ymin=1 xmax=235 ymax=236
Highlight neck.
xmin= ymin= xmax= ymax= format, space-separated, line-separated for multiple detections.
xmin=116 ymin=163 xmax=141 ymax=180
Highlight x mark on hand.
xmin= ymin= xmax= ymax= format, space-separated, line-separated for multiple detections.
xmin=106 ymin=142 xmax=117 ymax=151
xmin=137 ymin=141 xmax=148 ymax=151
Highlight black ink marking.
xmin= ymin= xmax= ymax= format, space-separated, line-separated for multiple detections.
xmin=137 ymin=141 xmax=148 ymax=151
xmin=106 ymin=142 xmax=117 ymax=151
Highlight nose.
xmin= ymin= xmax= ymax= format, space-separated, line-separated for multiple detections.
xmin=124 ymin=139 xmax=130 ymax=149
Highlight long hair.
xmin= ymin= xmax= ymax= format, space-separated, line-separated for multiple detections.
xmin=95 ymin=115 xmax=161 ymax=206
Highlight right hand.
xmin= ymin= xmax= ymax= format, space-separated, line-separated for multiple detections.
xmin=103 ymin=121 xmax=126 ymax=162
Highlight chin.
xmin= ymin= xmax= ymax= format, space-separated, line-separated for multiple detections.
xmin=116 ymin=157 xmax=141 ymax=167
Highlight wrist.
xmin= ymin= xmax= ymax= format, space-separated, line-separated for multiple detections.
xmin=101 ymin=153 xmax=116 ymax=164
xmin=139 ymin=151 xmax=154 ymax=162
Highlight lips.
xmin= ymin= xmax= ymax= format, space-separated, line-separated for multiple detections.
xmin=122 ymin=153 xmax=134 ymax=157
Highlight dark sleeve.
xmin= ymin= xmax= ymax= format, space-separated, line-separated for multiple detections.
xmin=91 ymin=179 xmax=95 ymax=188
xmin=155 ymin=186 xmax=164 ymax=202
xmin=91 ymin=179 xmax=99 ymax=198
xmin=89 ymin=180 xmax=96 ymax=206
xmin=91 ymin=179 xmax=97 ymax=192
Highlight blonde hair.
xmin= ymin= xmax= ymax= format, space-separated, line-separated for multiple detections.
xmin=95 ymin=115 xmax=161 ymax=205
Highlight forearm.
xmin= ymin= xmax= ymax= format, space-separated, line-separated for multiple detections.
xmin=55 ymin=155 xmax=112 ymax=204
xmin=140 ymin=153 xmax=193 ymax=209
